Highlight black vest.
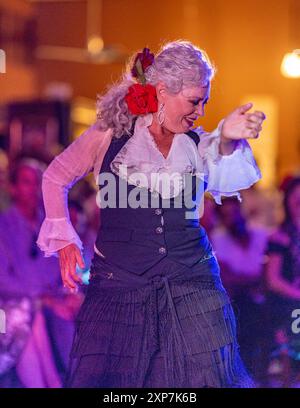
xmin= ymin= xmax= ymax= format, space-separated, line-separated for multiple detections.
xmin=95 ymin=131 xmax=212 ymax=275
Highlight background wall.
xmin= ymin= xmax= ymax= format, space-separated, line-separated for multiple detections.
xmin=1 ymin=0 xmax=300 ymax=185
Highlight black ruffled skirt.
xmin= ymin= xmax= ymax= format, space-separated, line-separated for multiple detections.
xmin=65 ymin=253 xmax=254 ymax=388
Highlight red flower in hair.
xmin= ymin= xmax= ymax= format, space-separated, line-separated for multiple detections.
xmin=125 ymin=84 xmax=158 ymax=115
xmin=131 ymin=48 xmax=155 ymax=84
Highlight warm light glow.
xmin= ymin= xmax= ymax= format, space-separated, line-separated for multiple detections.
xmin=71 ymin=97 xmax=96 ymax=129
xmin=72 ymin=106 xmax=96 ymax=125
xmin=0 ymin=49 xmax=6 ymax=73
xmin=87 ymin=36 xmax=104 ymax=55
xmin=241 ymin=95 xmax=278 ymax=189
xmin=280 ymin=49 xmax=300 ymax=78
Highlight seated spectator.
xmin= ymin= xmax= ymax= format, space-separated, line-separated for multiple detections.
xmin=265 ymin=177 xmax=300 ymax=387
xmin=0 ymin=158 xmax=81 ymax=387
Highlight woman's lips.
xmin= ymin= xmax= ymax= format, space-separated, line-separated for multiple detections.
xmin=184 ymin=118 xmax=195 ymax=127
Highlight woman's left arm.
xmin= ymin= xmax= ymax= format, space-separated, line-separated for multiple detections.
xmin=194 ymin=102 xmax=266 ymax=204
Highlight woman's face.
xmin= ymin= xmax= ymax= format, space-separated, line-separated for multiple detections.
xmin=158 ymin=83 xmax=210 ymax=133
xmin=12 ymin=166 xmax=41 ymax=209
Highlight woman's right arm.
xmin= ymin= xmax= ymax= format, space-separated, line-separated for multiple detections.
xmin=36 ymin=124 xmax=112 ymax=291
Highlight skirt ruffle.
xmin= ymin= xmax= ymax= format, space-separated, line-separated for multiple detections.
xmin=65 ymin=256 xmax=254 ymax=388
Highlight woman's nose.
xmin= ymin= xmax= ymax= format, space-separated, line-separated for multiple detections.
xmin=195 ymin=104 xmax=204 ymax=117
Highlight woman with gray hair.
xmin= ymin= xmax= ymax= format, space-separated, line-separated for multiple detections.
xmin=37 ymin=41 xmax=265 ymax=388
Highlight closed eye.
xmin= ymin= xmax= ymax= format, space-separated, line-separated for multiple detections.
xmin=190 ymin=98 xmax=209 ymax=106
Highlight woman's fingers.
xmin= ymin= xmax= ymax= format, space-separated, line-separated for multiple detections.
xmin=69 ymin=257 xmax=83 ymax=284
xmin=63 ymin=270 xmax=78 ymax=292
xmin=58 ymin=244 xmax=83 ymax=291
xmin=254 ymin=110 xmax=266 ymax=120
xmin=245 ymin=112 xmax=265 ymax=126
xmin=245 ymin=110 xmax=266 ymax=120
xmin=245 ymin=121 xmax=262 ymax=133
xmin=243 ymin=110 xmax=265 ymax=139
xmin=244 ymin=128 xmax=259 ymax=139
xmin=222 ymin=105 xmax=266 ymax=141
xmin=63 ymin=264 xmax=78 ymax=291
xmin=75 ymin=248 xmax=86 ymax=269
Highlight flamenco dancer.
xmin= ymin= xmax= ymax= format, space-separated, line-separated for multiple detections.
xmin=37 ymin=41 xmax=265 ymax=388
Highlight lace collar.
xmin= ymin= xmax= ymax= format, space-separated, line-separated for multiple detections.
xmin=110 ymin=113 xmax=205 ymax=199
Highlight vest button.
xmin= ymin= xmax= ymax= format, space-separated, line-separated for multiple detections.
xmin=154 ymin=208 xmax=162 ymax=215
xmin=155 ymin=226 xmax=163 ymax=234
xmin=158 ymin=246 xmax=166 ymax=255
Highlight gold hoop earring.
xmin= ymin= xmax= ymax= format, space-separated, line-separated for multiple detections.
xmin=158 ymin=103 xmax=165 ymax=126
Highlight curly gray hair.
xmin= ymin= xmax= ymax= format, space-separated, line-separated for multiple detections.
xmin=96 ymin=40 xmax=216 ymax=138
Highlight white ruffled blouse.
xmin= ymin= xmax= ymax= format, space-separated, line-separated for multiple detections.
xmin=36 ymin=113 xmax=261 ymax=257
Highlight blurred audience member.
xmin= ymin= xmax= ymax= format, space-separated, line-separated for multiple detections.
xmin=0 ymin=149 xmax=11 ymax=212
xmin=242 ymin=186 xmax=282 ymax=232
xmin=69 ymin=178 xmax=96 ymax=209
xmin=0 ymin=158 xmax=80 ymax=387
xmin=265 ymin=177 xmax=300 ymax=387
xmin=211 ymin=197 xmax=269 ymax=383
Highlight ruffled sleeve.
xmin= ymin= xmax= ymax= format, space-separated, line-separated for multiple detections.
xmin=194 ymin=120 xmax=261 ymax=204
xmin=36 ymin=124 xmax=112 ymax=257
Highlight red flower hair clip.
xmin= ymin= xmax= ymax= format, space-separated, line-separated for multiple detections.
xmin=131 ymin=47 xmax=154 ymax=85
xmin=125 ymin=48 xmax=158 ymax=115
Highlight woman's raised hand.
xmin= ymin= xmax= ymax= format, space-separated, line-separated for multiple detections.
xmin=221 ymin=102 xmax=266 ymax=142
xmin=58 ymin=243 xmax=85 ymax=292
